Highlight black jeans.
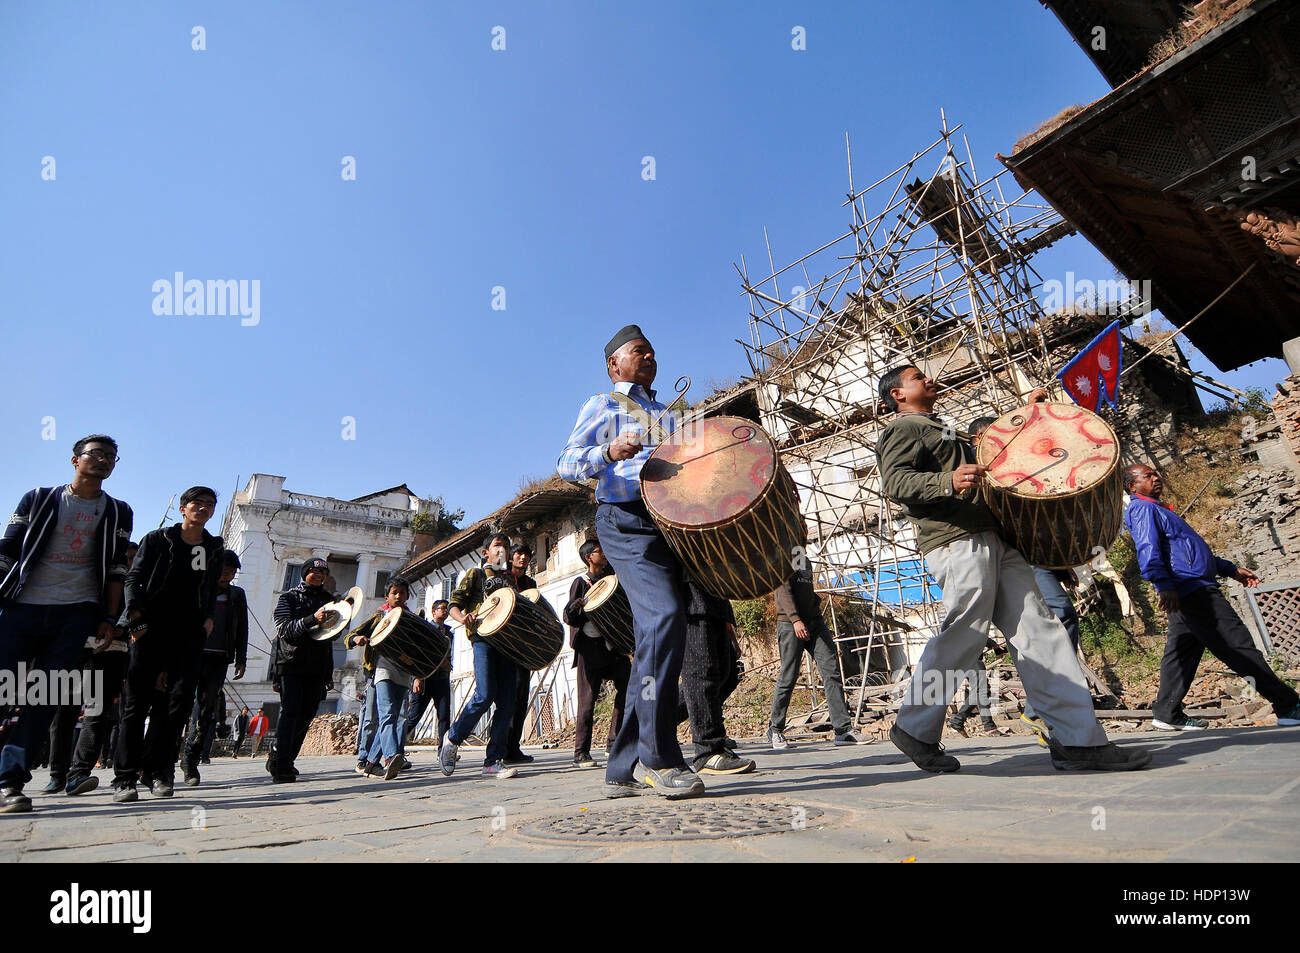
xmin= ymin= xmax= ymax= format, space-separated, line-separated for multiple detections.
xmin=679 ymin=612 xmax=735 ymax=763
xmin=1154 ymin=586 xmax=1300 ymax=723
xmin=504 ymin=663 xmax=532 ymax=756
xmin=68 ymin=650 xmax=128 ymax=777
xmin=115 ymin=641 xmax=180 ymax=786
xmin=574 ymin=648 xmax=631 ymax=754
xmin=428 ymin=669 xmax=451 ymax=744
xmin=184 ymin=653 xmax=227 ymax=766
xmin=270 ymin=672 xmax=326 ymax=774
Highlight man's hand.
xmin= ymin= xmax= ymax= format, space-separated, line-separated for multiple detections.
xmin=793 ymin=620 xmax=810 ymax=641
xmin=93 ymin=620 xmax=115 ymax=653
xmin=607 ymin=432 xmax=644 ymax=461
xmin=952 ymin=463 xmax=987 ymax=493
xmin=1026 ymin=387 xmax=1050 ymax=404
xmin=313 ymin=606 xmax=330 ymax=624
xmin=203 ymin=618 xmax=214 ymax=636
xmin=1158 ymin=589 xmax=1181 ymax=614
xmin=1236 ymin=567 xmax=1261 ymax=588
xmin=413 ymin=678 xmax=423 ymax=695
xmin=234 ymin=664 xmax=245 ymax=680
xmin=354 ymin=634 xmax=369 ymax=646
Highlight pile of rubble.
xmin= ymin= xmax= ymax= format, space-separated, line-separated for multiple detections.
xmin=298 ymin=713 xmax=359 ymax=757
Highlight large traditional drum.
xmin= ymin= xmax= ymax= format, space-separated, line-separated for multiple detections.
xmin=582 ymin=574 xmax=635 ymax=656
xmin=641 ymin=415 xmax=804 ymax=600
xmin=975 ymin=401 xmax=1123 ymax=569
xmin=477 ymin=588 xmax=564 ymax=671
xmin=369 ymin=608 xmax=450 ymax=678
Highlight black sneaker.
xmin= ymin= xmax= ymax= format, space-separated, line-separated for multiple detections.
xmin=1048 ymin=739 xmax=1151 ymax=771
xmin=890 ymin=724 xmax=960 ymax=773
xmin=382 ymin=756 xmax=403 ymax=780
xmin=183 ymin=763 xmax=201 ymax=786
xmin=573 ymin=751 xmax=597 ymax=768
xmin=200 ymin=757 xmax=211 ymax=765
xmin=693 ymin=752 xmax=756 ymax=775
xmin=112 ymin=783 xmax=138 ymax=803
xmin=503 ymin=751 xmax=534 ymax=765
xmin=64 ymin=775 xmax=100 ymax=796
xmin=271 ymin=772 xmax=298 ymax=783
xmin=40 ymin=776 xmax=64 ymax=795
xmin=149 ymin=777 xmax=174 ymax=798
xmin=1152 ymin=716 xmax=1209 ymax=731
xmin=0 ymin=786 xmax=31 ymax=814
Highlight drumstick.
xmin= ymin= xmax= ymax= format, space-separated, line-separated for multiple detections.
xmin=648 ymin=375 xmax=691 ymax=437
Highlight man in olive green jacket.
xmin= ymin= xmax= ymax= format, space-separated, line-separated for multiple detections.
xmin=876 ymin=364 xmax=1150 ymax=774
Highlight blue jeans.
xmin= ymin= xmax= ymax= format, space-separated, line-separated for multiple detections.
xmin=0 ymin=601 xmax=99 ymax=789
xmin=356 ymin=674 xmax=378 ymax=761
xmin=595 ymin=500 xmax=688 ymax=782
xmin=448 ymin=641 xmax=516 ymax=765
xmin=1033 ymin=567 xmax=1080 ymax=652
xmin=364 ymin=678 xmax=409 ymax=765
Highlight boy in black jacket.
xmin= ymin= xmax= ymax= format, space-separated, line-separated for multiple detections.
xmin=562 ymin=539 xmax=630 ymax=768
xmin=269 ymin=556 xmax=337 ymax=783
xmin=181 ymin=549 xmax=248 ymax=784
xmin=112 ymin=486 xmax=224 ymax=802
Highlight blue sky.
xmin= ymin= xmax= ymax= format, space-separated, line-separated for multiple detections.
xmin=1 ymin=1 xmax=1286 ymax=534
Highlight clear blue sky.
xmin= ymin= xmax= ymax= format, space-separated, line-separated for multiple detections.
xmin=1 ymin=1 xmax=1286 ymax=533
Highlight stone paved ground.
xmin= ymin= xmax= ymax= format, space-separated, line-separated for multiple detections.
xmin=3 ymin=727 xmax=1296 ymax=862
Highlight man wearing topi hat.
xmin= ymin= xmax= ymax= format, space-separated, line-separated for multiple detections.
xmin=557 ymin=325 xmax=704 ymax=799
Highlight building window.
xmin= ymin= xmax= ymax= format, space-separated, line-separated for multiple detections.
xmin=281 ymin=562 xmax=304 ymax=590
xmin=374 ymin=570 xmax=393 ymax=599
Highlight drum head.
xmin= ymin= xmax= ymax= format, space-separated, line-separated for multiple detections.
xmin=369 ymin=607 xmax=401 ymax=648
xmin=584 ymin=574 xmax=620 ymax=610
xmin=313 ymin=598 xmax=356 ymax=641
xmin=520 ymin=588 xmax=541 ymax=603
xmin=341 ymin=586 xmax=365 ymax=611
xmin=476 ymin=588 xmax=517 ymax=637
xmin=976 ymin=402 xmax=1118 ymax=498
xmin=642 ymin=415 xmax=777 ymax=528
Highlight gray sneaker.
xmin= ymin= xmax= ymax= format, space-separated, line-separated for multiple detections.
xmin=150 ymin=777 xmax=174 ymax=798
xmin=113 ymin=783 xmax=138 ymax=803
xmin=833 ymin=731 xmax=868 ymax=746
xmin=482 ymin=761 xmax=518 ymax=779
xmin=438 ymin=737 xmax=459 ymax=777
xmin=766 ymin=727 xmax=791 ymax=750
xmin=693 ymin=752 xmax=756 ymax=775
xmin=634 ymin=763 xmax=706 ymax=799
xmin=603 ymin=778 xmax=652 ymax=798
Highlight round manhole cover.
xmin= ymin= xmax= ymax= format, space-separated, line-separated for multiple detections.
xmin=520 ymin=800 xmax=827 ymax=842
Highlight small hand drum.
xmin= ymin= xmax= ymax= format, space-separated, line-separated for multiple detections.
xmin=975 ymin=402 xmax=1123 ymax=569
xmin=476 ymin=588 xmax=564 ymax=670
xmin=314 ymin=586 xmax=365 ymax=641
xmin=582 ymin=573 xmax=635 ymax=656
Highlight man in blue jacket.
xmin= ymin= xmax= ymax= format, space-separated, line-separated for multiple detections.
xmin=1124 ymin=464 xmax=1299 ymax=730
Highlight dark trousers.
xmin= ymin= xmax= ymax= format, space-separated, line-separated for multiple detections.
xmin=1154 ymin=586 xmax=1300 ymax=723
xmin=596 ymin=500 xmax=688 ymax=781
xmin=116 ymin=636 xmax=195 ymax=786
xmin=184 ymin=653 xmax=227 ymax=766
xmin=573 ymin=649 xmax=631 ymax=754
xmin=428 ymin=669 xmax=451 ymax=745
xmin=270 ymin=672 xmax=326 ymax=774
xmin=232 ymin=725 xmax=246 ymax=755
xmin=0 ymin=602 xmax=98 ymax=789
xmin=68 ymin=650 xmax=128 ymax=777
xmin=770 ymin=619 xmax=852 ymax=735
xmin=143 ymin=637 xmax=204 ymax=777
xmin=47 ymin=666 xmax=87 ymax=783
xmin=505 ymin=664 xmax=531 ymax=756
xmin=678 ymin=612 xmax=739 ymax=763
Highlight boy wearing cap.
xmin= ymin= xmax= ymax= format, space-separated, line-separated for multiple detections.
xmin=557 ymin=326 xmax=704 ymax=799
xmin=112 ymin=486 xmax=224 ymax=801
xmin=268 ymin=556 xmax=337 ymax=783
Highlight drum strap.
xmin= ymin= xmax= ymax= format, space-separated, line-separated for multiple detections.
xmin=609 ymin=392 xmax=671 ymax=445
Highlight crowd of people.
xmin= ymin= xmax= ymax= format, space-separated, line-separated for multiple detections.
xmin=1 ymin=328 xmax=1297 ymax=814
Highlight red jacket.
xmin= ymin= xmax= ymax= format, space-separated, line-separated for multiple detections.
xmin=249 ymin=713 xmax=269 ymax=736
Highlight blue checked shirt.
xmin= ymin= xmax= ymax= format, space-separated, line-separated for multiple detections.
xmin=556 ymin=381 xmax=679 ymax=503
